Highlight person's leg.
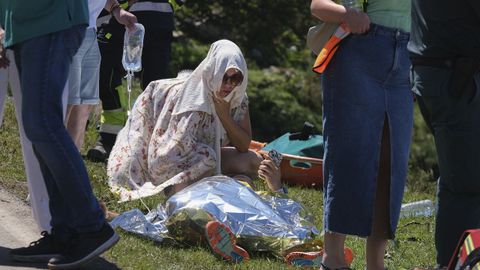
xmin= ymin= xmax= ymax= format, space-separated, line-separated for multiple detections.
xmin=17 ymin=24 xmax=104 ymax=239
xmin=7 ymin=49 xmax=52 ymax=233
xmin=0 ymin=63 xmax=7 ymax=125
xmin=13 ymin=26 xmax=118 ymax=267
xmin=221 ymin=147 xmax=262 ymax=179
xmin=205 ymin=220 xmax=250 ymax=263
xmin=413 ymin=67 xmax=480 ymax=267
xmin=66 ymin=104 xmax=93 ymax=150
xmin=87 ymin=37 xmax=124 ymax=162
xmin=165 ymin=208 xmax=249 ymax=263
xmin=322 ymin=232 xmax=348 ymax=269
xmin=366 ymin=119 xmax=391 ymax=270
xmin=65 ymin=28 xmax=100 ymax=150
xmin=140 ymin=27 xmax=172 ymax=88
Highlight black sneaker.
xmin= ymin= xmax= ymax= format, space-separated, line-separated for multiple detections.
xmin=47 ymin=223 xmax=119 ymax=270
xmin=86 ymin=143 xmax=109 ymax=163
xmin=10 ymin=231 xmax=62 ymax=263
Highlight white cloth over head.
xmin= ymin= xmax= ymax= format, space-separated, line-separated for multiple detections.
xmin=107 ymin=39 xmax=249 ymax=202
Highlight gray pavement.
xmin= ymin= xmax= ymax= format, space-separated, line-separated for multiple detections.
xmin=0 ymin=187 xmax=46 ymax=270
xmin=0 ymin=187 xmax=121 ymax=270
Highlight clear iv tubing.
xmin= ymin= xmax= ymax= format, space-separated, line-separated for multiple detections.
xmin=125 ymin=70 xmax=134 ymax=116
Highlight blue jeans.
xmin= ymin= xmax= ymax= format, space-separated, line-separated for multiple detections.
xmin=14 ymin=25 xmax=105 ymax=241
xmin=412 ymin=66 xmax=480 ymax=266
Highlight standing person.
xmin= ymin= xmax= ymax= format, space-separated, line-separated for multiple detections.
xmin=310 ymin=0 xmax=413 ymax=269
xmin=65 ymin=0 xmax=137 ymax=151
xmin=0 ymin=38 xmax=51 ymax=233
xmin=409 ymin=0 xmax=480 ymax=269
xmin=87 ymin=0 xmax=185 ymax=162
xmin=0 ymin=1 xmax=119 ymax=269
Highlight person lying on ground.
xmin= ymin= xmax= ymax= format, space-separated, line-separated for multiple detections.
xmin=111 ymin=155 xmax=353 ymax=267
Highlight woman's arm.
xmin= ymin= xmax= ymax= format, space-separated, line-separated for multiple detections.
xmin=213 ymin=94 xmax=252 ymax=153
xmin=310 ymin=0 xmax=370 ymax=34
xmin=311 ymin=0 xmax=348 ymax=23
xmin=104 ymin=0 xmax=137 ymax=30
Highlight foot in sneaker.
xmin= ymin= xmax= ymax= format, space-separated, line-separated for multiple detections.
xmin=10 ymin=231 xmax=61 ymax=263
xmin=47 ymin=222 xmax=119 ymax=270
xmin=285 ymin=251 xmax=323 ymax=267
xmin=285 ymin=247 xmax=354 ymax=268
xmin=205 ymin=221 xmax=249 ymax=263
xmin=86 ymin=143 xmax=109 ymax=163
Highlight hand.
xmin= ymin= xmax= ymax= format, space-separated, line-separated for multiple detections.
xmin=212 ymin=92 xmax=231 ymax=119
xmin=0 ymin=45 xmax=10 ymax=69
xmin=0 ymin=28 xmax=9 ymax=69
xmin=113 ymin=8 xmax=138 ymax=31
xmin=258 ymin=159 xmax=282 ymax=191
xmin=342 ymin=7 xmax=370 ymax=34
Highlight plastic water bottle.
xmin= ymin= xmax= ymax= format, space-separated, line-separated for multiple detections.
xmin=400 ymin=199 xmax=435 ymax=218
xmin=122 ymin=23 xmax=145 ymax=72
xmin=342 ymin=0 xmax=361 ymax=10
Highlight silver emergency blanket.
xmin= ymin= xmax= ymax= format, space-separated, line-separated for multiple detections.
xmin=110 ymin=175 xmax=319 ymax=245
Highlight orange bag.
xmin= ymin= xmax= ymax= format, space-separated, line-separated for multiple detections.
xmin=249 ymin=141 xmax=323 ymax=189
xmin=312 ymin=24 xmax=350 ymax=74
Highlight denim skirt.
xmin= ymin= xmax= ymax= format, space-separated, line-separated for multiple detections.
xmin=321 ymin=24 xmax=414 ymax=237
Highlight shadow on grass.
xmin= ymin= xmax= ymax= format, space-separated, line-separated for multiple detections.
xmin=0 ymin=246 xmax=121 ymax=270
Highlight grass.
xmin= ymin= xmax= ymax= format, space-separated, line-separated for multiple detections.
xmin=0 ymin=97 xmax=437 ymax=269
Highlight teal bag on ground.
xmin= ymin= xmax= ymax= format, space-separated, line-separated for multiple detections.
xmin=262 ymin=133 xmax=324 ymax=159
xmin=258 ymin=122 xmax=324 ymax=188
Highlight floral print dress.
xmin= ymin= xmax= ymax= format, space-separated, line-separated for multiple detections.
xmin=107 ymin=79 xmax=248 ymax=202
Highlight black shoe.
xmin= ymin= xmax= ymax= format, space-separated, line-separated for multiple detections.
xmin=86 ymin=144 xmax=109 ymax=163
xmin=10 ymin=231 xmax=62 ymax=263
xmin=47 ymin=223 xmax=119 ymax=270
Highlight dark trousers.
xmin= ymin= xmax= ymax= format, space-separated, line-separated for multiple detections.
xmin=14 ymin=25 xmax=105 ymax=241
xmin=97 ymin=13 xmax=172 ymax=147
xmin=411 ymin=65 xmax=480 ymax=266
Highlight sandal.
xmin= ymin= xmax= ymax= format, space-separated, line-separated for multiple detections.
xmin=320 ymin=262 xmax=353 ymax=270
xmin=205 ymin=221 xmax=249 ymax=263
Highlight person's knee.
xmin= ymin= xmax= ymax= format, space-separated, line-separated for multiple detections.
xmin=245 ymin=151 xmax=262 ymax=177
xmin=22 ymin=116 xmax=47 ymax=142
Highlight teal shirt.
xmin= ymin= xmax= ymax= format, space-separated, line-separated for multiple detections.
xmin=1 ymin=0 xmax=89 ymax=48
xmin=366 ymin=0 xmax=411 ymax=32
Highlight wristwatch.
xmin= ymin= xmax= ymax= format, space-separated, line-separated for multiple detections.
xmin=275 ymin=186 xmax=288 ymax=194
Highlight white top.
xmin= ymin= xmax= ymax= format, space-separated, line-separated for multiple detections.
xmin=172 ymin=39 xmax=248 ymax=117
xmin=171 ymin=40 xmax=249 ymax=173
xmin=88 ymin=0 xmax=107 ymax=29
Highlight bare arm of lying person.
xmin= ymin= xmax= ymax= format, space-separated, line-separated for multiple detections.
xmin=257 ymin=158 xmax=283 ymax=192
xmin=232 ymin=157 xmax=284 ymax=193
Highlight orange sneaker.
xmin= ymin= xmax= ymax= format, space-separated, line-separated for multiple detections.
xmin=285 ymin=247 xmax=354 ymax=268
xmin=285 ymin=251 xmax=323 ymax=267
xmin=205 ymin=221 xmax=249 ymax=263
